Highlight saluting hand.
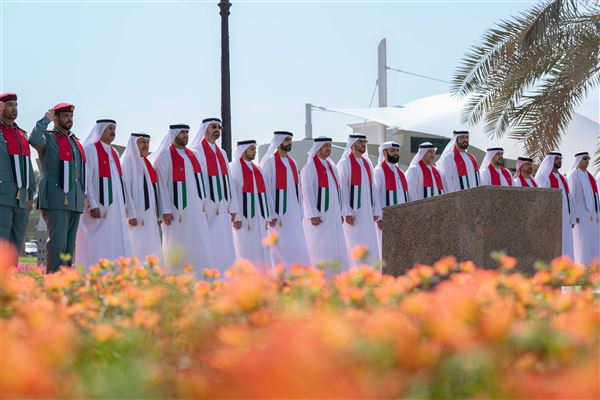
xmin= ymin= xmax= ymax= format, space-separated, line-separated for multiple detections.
xmin=45 ymin=108 xmax=55 ymax=121
xmin=163 ymin=213 xmax=173 ymax=225
xmin=90 ymin=208 xmax=101 ymax=219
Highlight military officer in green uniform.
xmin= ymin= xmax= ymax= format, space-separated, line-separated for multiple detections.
xmin=29 ymin=103 xmax=86 ymax=272
xmin=0 ymin=92 xmax=35 ymax=258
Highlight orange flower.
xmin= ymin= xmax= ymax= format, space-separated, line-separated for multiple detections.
xmin=500 ymin=255 xmax=518 ymax=271
xmin=350 ymin=244 xmax=369 ymax=262
xmin=93 ymin=324 xmax=119 ymax=342
xmin=262 ymin=231 xmax=279 ymax=247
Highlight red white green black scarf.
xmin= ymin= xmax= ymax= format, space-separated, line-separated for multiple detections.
xmin=95 ymin=141 xmax=125 ymax=206
xmin=349 ymin=153 xmax=373 ymax=210
xmin=418 ymin=160 xmax=444 ymax=198
xmin=274 ymin=152 xmax=299 ymax=215
xmin=201 ymin=138 xmax=231 ymax=203
xmin=453 ymin=147 xmax=480 ymax=189
xmin=1 ymin=123 xmax=31 ymax=200
xmin=240 ymin=159 xmax=269 ymax=220
xmin=549 ymin=172 xmax=571 ymax=213
xmin=488 ymin=164 xmax=513 ymax=187
xmin=169 ymin=145 xmax=205 ymax=210
xmin=313 ymin=154 xmax=340 ymax=213
xmin=518 ymin=176 xmax=537 ymax=188
xmin=143 ymin=157 xmax=159 ymax=216
xmin=55 ymin=132 xmax=86 ymax=205
xmin=381 ymin=161 xmax=408 ymax=206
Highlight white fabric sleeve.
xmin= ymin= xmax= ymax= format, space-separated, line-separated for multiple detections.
xmin=85 ymin=145 xmax=99 ymax=210
xmin=155 ymin=154 xmax=173 ymax=215
xmin=228 ymin=161 xmax=243 ymax=223
xmin=406 ymin=166 xmax=422 ymax=201
xmin=371 ymin=165 xmax=382 ymax=219
xmin=439 ymin=154 xmax=457 ymax=193
xmin=480 ymin=169 xmax=491 ymax=186
xmin=121 ymin=159 xmax=137 ymax=219
xmin=513 ymin=178 xmax=522 ymax=187
xmin=336 ymin=159 xmax=352 ymax=217
xmin=373 ymin=168 xmax=384 ymax=218
xmin=568 ymin=174 xmax=582 ymax=220
xmin=301 ymin=163 xmax=319 ymax=219
xmin=260 ymin=158 xmax=277 ymax=220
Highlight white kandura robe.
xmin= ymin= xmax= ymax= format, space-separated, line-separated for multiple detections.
xmin=480 ymin=166 xmax=512 ymax=186
xmin=568 ymin=169 xmax=600 ymax=265
xmin=155 ymin=147 xmax=213 ymax=275
xmin=229 ymin=159 xmax=273 ymax=270
xmin=438 ymin=151 xmax=479 ymax=193
xmin=122 ymin=157 xmax=163 ymax=263
xmin=75 ymin=142 xmax=133 ymax=268
xmin=513 ymin=176 xmax=537 ymax=187
xmin=301 ymin=157 xmax=350 ymax=273
xmin=406 ymin=163 xmax=443 ymax=201
xmin=373 ymin=162 xmax=410 ymax=257
xmin=337 ymin=156 xmax=381 ymax=268
xmin=196 ymin=142 xmax=238 ymax=271
xmin=537 ymin=172 xmax=575 ymax=259
xmin=261 ymin=155 xmax=310 ymax=267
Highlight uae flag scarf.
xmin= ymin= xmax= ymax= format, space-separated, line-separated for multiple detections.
xmin=381 ymin=162 xmax=408 ymax=206
xmin=240 ymin=159 xmax=269 ymax=226
xmin=55 ymin=132 xmax=86 ymax=205
xmin=169 ymin=145 xmax=206 ymax=211
xmin=313 ymin=154 xmax=340 ymax=213
xmin=95 ymin=141 xmax=125 ymax=206
xmin=274 ymin=152 xmax=299 ymax=215
xmin=0 ymin=124 xmax=31 ymax=200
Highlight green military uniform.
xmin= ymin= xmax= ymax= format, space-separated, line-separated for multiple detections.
xmin=0 ymin=119 xmax=35 ymax=251
xmin=29 ymin=115 xmax=85 ymax=272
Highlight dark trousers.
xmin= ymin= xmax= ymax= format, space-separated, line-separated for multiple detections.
xmin=42 ymin=209 xmax=80 ymax=273
xmin=0 ymin=204 xmax=29 ymax=253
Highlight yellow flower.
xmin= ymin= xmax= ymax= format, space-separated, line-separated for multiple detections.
xmin=93 ymin=324 xmax=119 ymax=343
xmin=351 ymin=244 xmax=369 ymax=262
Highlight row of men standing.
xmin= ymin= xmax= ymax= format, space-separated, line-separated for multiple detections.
xmin=1 ymin=93 xmax=598 ymax=273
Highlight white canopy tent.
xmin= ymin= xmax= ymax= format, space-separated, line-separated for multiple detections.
xmin=322 ymin=93 xmax=599 ymax=172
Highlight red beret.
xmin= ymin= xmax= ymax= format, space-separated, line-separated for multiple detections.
xmin=0 ymin=93 xmax=17 ymax=102
xmin=52 ymin=102 xmax=75 ymax=113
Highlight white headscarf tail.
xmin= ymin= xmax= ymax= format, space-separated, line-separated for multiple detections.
xmin=83 ymin=121 xmax=116 ymax=147
xmin=534 ymin=153 xmax=560 ymax=181
xmin=259 ymin=133 xmax=292 ymax=168
xmin=307 ymin=136 xmax=332 ymax=160
xmin=409 ymin=142 xmax=437 ymax=167
xmin=479 ymin=148 xmax=504 ymax=172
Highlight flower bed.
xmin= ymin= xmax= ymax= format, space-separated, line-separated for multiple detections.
xmin=1 ymin=254 xmax=599 ymax=399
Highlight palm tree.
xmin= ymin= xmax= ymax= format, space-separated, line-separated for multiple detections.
xmin=451 ymin=0 xmax=600 ymax=164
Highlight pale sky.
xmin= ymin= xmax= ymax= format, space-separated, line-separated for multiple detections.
xmin=1 ymin=0 xmax=597 ymax=151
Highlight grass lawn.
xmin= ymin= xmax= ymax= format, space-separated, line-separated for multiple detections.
xmin=18 ymin=256 xmax=37 ymax=265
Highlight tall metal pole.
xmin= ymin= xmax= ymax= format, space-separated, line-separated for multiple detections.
xmin=219 ymin=0 xmax=232 ymax=159
xmin=305 ymin=103 xmax=313 ymax=139
xmin=377 ymin=38 xmax=387 ymax=107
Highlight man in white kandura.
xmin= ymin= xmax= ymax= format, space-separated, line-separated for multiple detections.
xmin=406 ymin=142 xmax=444 ymax=201
xmin=190 ymin=118 xmax=239 ymax=271
xmin=373 ymin=141 xmax=409 ymax=257
xmin=75 ymin=119 xmax=133 ymax=267
xmin=480 ymin=147 xmax=513 ymax=187
xmin=229 ymin=140 xmax=276 ymax=269
xmin=536 ymin=152 xmax=575 ymax=258
xmin=513 ymin=157 xmax=538 ymax=187
xmin=259 ymin=131 xmax=310 ymax=266
xmin=301 ymin=136 xmax=349 ymax=272
xmin=337 ymin=134 xmax=381 ymax=267
xmin=438 ymin=130 xmax=480 ymax=193
xmin=567 ymin=151 xmax=599 ymax=265
xmin=120 ymin=133 xmax=162 ymax=262
xmin=153 ymin=124 xmax=213 ymax=275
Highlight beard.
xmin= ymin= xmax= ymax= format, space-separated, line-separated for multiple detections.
xmin=174 ymin=137 xmax=188 ymax=147
xmin=280 ymin=144 xmax=292 ymax=152
xmin=459 ymin=141 xmax=468 ymax=149
xmin=497 ymin=158 xmax=504 ymax=166
xmin=554 ymin=162 xmax=562 ymax=169
xmin=386 ymin=154 xmax=400 ymax=164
